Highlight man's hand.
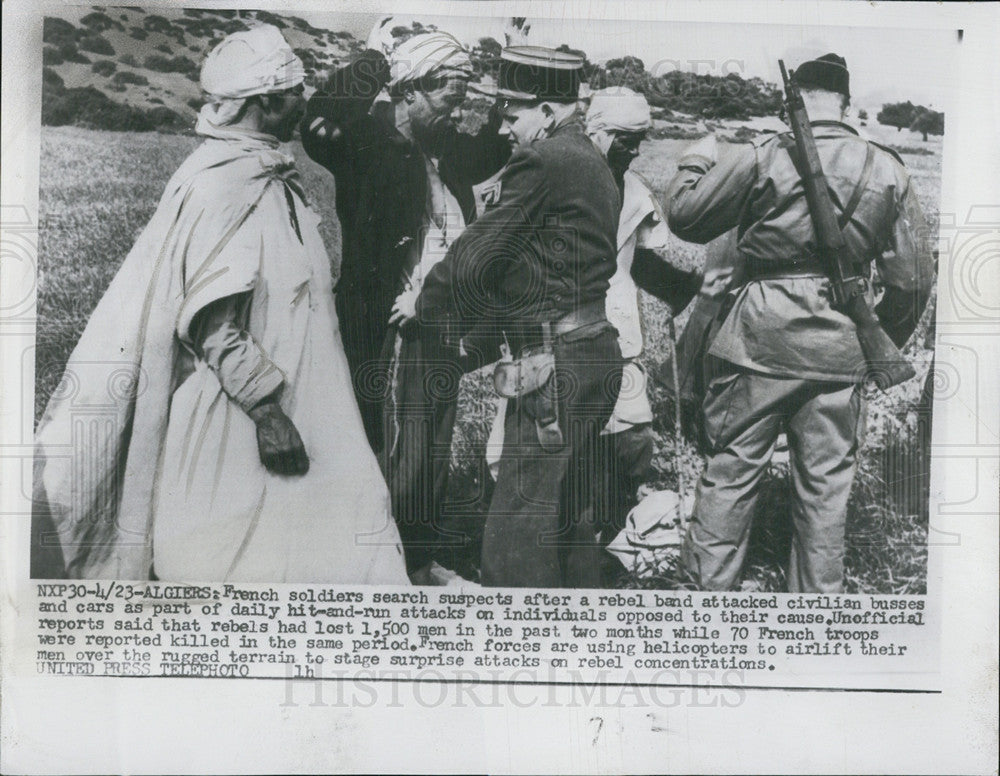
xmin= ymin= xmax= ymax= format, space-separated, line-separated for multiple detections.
xmin=389 ymin=287 xmax=419 ymax=327
xmin=247 ymin=401 xmax=309 ymax=476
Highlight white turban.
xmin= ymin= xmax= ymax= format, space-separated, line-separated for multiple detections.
xmin=200 ymin=24 xmax=305 ymax=100
xmin=389 ymin=32 xmax=473 ymax=89
xmin=586 ymin=87 xmax=652 ymax=134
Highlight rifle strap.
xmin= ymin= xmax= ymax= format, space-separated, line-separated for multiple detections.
xmin=838 ymin=143 xmax=876 ymax=230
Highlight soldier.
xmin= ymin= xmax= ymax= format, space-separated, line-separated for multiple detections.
xmin=665 ymin=54 xmax=934 ymax=592
xmin=301 ymin=30 xmax=510 ymax=583
xmin=391 ymin=46 xmax=624 ymax=587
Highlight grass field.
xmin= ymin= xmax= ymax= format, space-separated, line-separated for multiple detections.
xmin=35 ymin=123 xmax=941 ymax=592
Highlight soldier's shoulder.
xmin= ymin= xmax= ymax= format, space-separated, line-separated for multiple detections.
xmin=866 ymin=139 xmax=907 ymax=167
xmin=751 ymin=130 xmax=790 ymax=150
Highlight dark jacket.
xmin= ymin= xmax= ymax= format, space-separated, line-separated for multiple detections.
xmin=417 ymin=120 xmax=621 ymax=335
xmin=300 ymin=50 xmax=511 ymax=301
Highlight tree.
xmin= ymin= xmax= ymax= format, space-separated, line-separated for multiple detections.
xmin=877 ymin=101 xmax=917 ymax=132
xmin=909 ymin=108 xmax=944 ymax=141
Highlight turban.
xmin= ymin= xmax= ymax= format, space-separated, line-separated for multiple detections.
xmin=200 ymin=24 xmax=305 ymax=100
xmin=793 ymin=53 xmax=850 ymax=98
xmin=586 ymin=87 xmax=652 ymax=134
xmin=389 ymin=32 xmax=472 ymax=89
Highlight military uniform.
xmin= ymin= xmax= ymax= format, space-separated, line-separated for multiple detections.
xmin=667 ymin=103 xmax=934 ymax=592
xmin=417 ymin=116 xmax=623 ymax=587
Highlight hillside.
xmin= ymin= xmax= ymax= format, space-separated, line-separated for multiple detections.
xmin=42 ymin=7 xmax=364 ymax=130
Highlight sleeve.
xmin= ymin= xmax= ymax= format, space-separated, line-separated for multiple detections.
xmin=635 ymin=208 xmax=671 ymax=251
xmin=666 ymin=144 xmax=758 ymax=244
xmin=874 ymin=175 xmax=936 ymax=346
xmin=300 ymin=49 xmax=390 ymax=169
xmin=415 ymin=146 xmax=547 ymax=331
xmin=189 ymin=294 xmax=285 ymax=413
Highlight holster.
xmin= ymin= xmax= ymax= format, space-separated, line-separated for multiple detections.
xmin=492 ymin=325 xmax=563 ymax=452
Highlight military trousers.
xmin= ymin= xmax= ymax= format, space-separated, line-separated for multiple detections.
xmin=682 ymin=365 xmax=865 ymax=593
xmin=482 ymin=326 xmax=623 ymax=588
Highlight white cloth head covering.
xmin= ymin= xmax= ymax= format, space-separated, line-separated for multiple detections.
xmin=586 ymin=86 xmax=652 ymax=134
xmin=197 ymin=24 xmax=305 ymax=136
xmin=388 ymin=31 xmax=473 ymax=89
xmin=200 ymin=23 xmax=305 ymax=99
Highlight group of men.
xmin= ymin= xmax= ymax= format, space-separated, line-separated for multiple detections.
xmin=34 ymin=22 xmax=933 ymax=594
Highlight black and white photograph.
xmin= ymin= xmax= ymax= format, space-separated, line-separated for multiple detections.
xmin=29 ymin=6 xmax=942 ymax=594
xmin=1 ymin=1 xmax=997 ymax=773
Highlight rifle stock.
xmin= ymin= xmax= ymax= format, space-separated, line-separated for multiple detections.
xmin=778 ymin=60 xmax=914 ymax=390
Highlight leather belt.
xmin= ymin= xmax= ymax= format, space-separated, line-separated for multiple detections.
xmin=744 ymin=256 xmax=826 ymax=280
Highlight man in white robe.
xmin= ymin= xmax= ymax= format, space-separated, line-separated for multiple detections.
xmin=32 ymin=25 xmax=409 ymax=584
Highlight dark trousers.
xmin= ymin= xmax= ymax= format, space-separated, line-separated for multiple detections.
xmin=682 ymin=365 xmax=865 ymax=592
xmin=597 ymin=423 xmax=656 ymax=544
xmin=482 ymin=327 xmax=623 ymax=588
xmin=381 ymin=324 xmax=461 ymax=573
xmin=336 ymin=287 xmax=393 ymax=453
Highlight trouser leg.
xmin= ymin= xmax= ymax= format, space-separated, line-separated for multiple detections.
xmin=785 ymin=382 xmax=863 ymax=593
xmin=682 ymin=369 xmax=786 ymax=590
xmin=384 ymin=326 xmax=461 ymax=574
xmin=598 ymin=424 xmax=655 ymax=544
xmin=482 ymin=329 xmax=622 ymax=588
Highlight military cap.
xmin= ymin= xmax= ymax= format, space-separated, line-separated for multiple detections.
xmin=793 ymin=53 xmax=850 ymax=98
xmin=498 ymin=45 xmax=583 ymax=102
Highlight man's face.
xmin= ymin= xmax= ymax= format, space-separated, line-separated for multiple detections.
xmin=605 ymin=130 xmax=646 ymax=178
xmin=408 ymin=76 xmax=469 ymax=139
xmin=498 ymin=100 xmax=552 ymax=150
xmin=262 ymin=84 xmax=306 ymax=142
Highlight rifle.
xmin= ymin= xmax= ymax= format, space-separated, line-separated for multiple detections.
xmin=778 ymin=60 xmax=914 ymax=390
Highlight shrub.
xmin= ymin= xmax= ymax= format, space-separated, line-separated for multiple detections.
xmin=143 ymin=14 xmax=173 ymax=34
xmin=186 ymin=97 xmax=202 ymax=110
xmin=57 ymin=42 xmax=90 ymax=64
xmin=107 ymin=82 xmax=126 ymax=93
xmin=129 ymin=26 xmax=148 ymax=40
xmin=155 ymin=43 xmax=172 ymax=54
xmin=113 ymin=70 xmax=148 ymax=86
xmin=254 ymin=11 xmax=287 ymax=28
xmin=78 ymin=34 xmax=115 ymax=56
xmin=43 ymin=46 xmax=65 ymax=66
xmin=119 ymin=53 xmax=139 ymax=67
xmin=43 ymin=17 xmax=77 ymax=45
xmin=42 ymin=67 xmax=64 ymax=90
xmin=144 ymin=54 xmax=197 ymax=75
xmin=80 ymin=11 xmax=122 ymax=32
xmin=148 ymin=106 xmax=188 ymax=132
xmin=91 ymin=59 xmax=117 ymax=76
xmin=42 ymin=85 xmax=154 ymax=130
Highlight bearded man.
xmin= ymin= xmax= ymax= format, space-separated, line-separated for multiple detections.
xmin=301 ymin=30 xmax=510 ymax=582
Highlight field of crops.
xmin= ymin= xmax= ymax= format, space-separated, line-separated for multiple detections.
xmin=35 ymin=123 xmax=941 ymax=592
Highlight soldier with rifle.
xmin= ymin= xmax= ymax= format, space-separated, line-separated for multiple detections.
xmin=665 ymin=53 xmax=934 ymax=592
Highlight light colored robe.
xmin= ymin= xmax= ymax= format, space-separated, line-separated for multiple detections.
xmin=34 ymin=126 xmax=408 ymax=584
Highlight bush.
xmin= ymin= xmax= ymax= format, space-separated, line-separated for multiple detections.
xmin=80 ymin=11 xmax=122 ymax=32
xmin=155 ymin=43 xmax=172 ymax=54
xmin=148 ymin=106 xmax=188 ymax=132
xmin=119 ymin=53 xmax=139 ymax=67
xmin=149 ymin=96 xmax=163 ymax=104
xmin=144 ymin=54 xmax=197 ymax=75
xmin=113 ymin=70 xmax=148 ymax=86
xmin=91 ymin=59 xmax=117 ymax=76
xmin=43 ymin=46 xmax=64 ymax=66
xmin=129 ymin=26 xmax=148 ymax=40
xmin=42 ymin=85 xmax=154 ymax=130
xmin=143 ymin=14 xmax=173 ymax=34
xmin=254 ymin=11 xmax=287 ymax=28
xmin=43 ymin=17 xmax=76 ymax=45
xmin=78 ymin=34 xmax=115 ymax=56
xmin=186 ymin=97 xmax=202 ymax=110
xmin=57 ymin=42 xmax=90 ymax=64
xmin=42 ymin=67 xmax=64 ymax=90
